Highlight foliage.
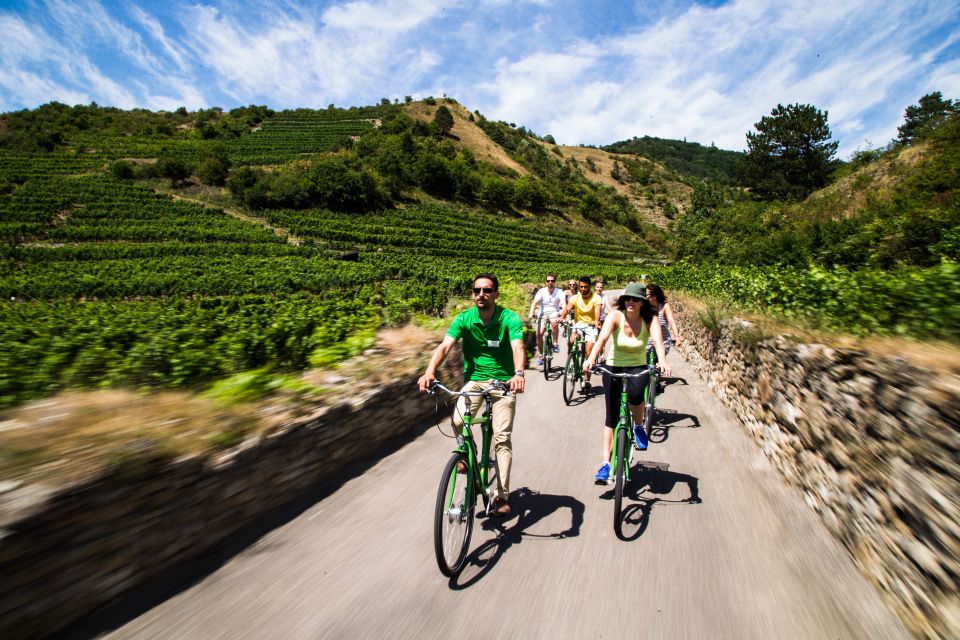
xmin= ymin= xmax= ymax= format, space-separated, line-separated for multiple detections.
xmin=604 ymin=135 xmax=742 ymax=184
xmin=674 ymin=113 xmax=960 ymax=269
xmin=897 ymin=92 xmax=958 ymax=145
xmin=737 ymin=103 xmax=839 ymax=201
xmin=648 ymin=259 xmax=960 ymax=340
xmin=433 ymin=105 xmax=454 ymax=136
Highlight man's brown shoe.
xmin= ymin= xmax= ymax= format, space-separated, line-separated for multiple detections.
xmin=489 ymin=497 xmax=510 ymax=517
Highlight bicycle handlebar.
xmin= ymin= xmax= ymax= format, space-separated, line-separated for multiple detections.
xmin=429 ymin=380 xmax=512 ymax=398
xmin=593 ymin=364 xmax=656 ymax=378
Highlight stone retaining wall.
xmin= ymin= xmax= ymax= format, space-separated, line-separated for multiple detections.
xmin=0 ymin=349 xmax=461 ymax=640
xmin=674 ymin=302 xmax=959 ymax=639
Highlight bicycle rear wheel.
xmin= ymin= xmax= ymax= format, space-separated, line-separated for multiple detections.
xmin=613 ymin=426 xmax=628 ymax=537
xmin=643 ymin=373 xmax=657 ymax=435
xmin=434 ymin=453 xmax=474 ymax=576
xmin=562 ymin=353 xmax=576 ymax=404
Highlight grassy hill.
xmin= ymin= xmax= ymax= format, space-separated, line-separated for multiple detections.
xmin=603 ymin=135 xmax=743 ymax=185
xmin=0 ymin=99 xmax=670 ymax=408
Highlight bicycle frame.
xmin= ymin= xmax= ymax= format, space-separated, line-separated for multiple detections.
xmin=432 ymin=381 xmax=506 ymax=510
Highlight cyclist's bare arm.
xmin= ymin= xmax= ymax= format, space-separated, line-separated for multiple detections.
xmin=418 ymin=335 xmax=456 ymax=391
xmin=528 ymin=296 xmax=539 ymax=320
xmin=510 ymin=339 xmax=526 ymax=393
xmin=649 ymin=321 xmax=672 ymax=376
xmin=585 ymin=312 xmax=619 ymax=372
xmin=663 ymin=302 xmax=682 ymax=344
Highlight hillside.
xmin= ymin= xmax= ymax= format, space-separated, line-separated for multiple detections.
xmin=401 ymin=100 xmax=691 ymax=230
xmin=604 ymin=135 xmax=743 ymax=184
xmin=0 ymin=99 xmax=672 ymax=409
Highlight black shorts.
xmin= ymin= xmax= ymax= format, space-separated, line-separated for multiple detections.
xmin=602 ymin=365 xmax=650 ymax=428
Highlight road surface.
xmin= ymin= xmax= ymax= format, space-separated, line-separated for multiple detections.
xmin=92 ymin=347 xmax=909 ymax=639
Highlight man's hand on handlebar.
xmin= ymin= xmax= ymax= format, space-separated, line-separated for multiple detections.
xmin=417 ymin=372 xmax=436 ymax=392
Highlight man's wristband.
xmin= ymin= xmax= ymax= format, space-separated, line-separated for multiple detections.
xmin=514 ymin=370 xmax=525 ymax=377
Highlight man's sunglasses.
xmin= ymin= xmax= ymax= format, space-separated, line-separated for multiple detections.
xmin=473 ymin=287 xmax=495 ymax=294
xmin=546 ymin=279 xmax=555 ymax=283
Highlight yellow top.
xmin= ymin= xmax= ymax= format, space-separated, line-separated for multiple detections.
xmin=608 ymin=317 xmax=650 ymax=367
xmin=572 ymin=292 xmax=602 ymax=324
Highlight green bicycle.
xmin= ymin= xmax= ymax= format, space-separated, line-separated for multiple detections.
xmin=535 ymin=312 xmax=556 ymax=379
xmin=428 ymin=380 xmax=510 ymax=576
xmin=595 ymin=364 xmax=657 ymax=537
xmin=642 ymin=349 xmax=661 ymax=437
xmin=561 ymin=319 xmax=586 ymax=404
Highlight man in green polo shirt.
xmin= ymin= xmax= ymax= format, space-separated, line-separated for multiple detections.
xmin=418 ymin=273 xmax=525 ymax=517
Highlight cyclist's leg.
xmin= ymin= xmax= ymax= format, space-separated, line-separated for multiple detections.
xmin=602 ymin=372 xmax=622 ymax=460
xmin=451 ymin=380 xmax=485 ymax=433
xmin=489 ymin=387 xmax=517 ymax=503
xmin=549 ymin=313 xmax=561 ymax=350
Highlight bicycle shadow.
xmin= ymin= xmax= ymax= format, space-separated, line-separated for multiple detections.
xmin=448 ymin=487 xmax=584 ymax=590
xmin=601 ymin=461 xmax=701 ymax=542
xmin=648 ymin=409 xmax=701 ymax=444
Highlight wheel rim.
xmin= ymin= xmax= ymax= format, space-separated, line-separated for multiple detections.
xmin=435 ymin=455 xmax=473 ymax=575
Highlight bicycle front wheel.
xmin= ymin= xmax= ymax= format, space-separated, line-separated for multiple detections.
xmin=542 ymin=334 xmax=552 ymax=379
xmin=434 ymin=453 xmax=475 ymax=576
xmin=613 ymin=426 xmax=628 ymax=537
xmin=562 ymin=353 xmax=576 ymax=404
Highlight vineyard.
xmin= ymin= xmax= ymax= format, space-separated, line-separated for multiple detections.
xmin=228 ymin=107 xmax=395 ymax=165
xmin=5 ymin=100 xmax=952 ymax=410
xmin=0 ymin=117 xmax=652 ymax=407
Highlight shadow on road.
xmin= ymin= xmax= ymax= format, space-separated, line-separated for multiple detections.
xmin=601 ymin=461 xmax=702 ymax=542
xmin=648 ymin=409 xmax=701 ymax=444
xmin=448 ymin=487 xmax=584 ymax=590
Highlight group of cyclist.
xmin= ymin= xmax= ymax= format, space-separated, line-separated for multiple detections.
xmin=418 ymin=272 xmax=683 ymax=516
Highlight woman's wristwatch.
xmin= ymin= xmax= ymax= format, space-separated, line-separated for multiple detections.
xmin=514 ymin=370 xmax=525 ymax=377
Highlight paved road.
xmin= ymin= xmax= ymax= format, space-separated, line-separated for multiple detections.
xmin=100 ymin=348 xmax=909 ymax=640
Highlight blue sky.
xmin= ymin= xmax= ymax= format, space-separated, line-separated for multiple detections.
xmin=1 ymin=0 xmax=958 ymax=157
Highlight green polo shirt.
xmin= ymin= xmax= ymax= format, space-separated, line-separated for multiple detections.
xmin=446 ymin=305 xmax=523 ymax=381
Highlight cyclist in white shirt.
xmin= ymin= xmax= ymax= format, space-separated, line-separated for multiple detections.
xmin=528 ymin=273 xmax=565 ymax=365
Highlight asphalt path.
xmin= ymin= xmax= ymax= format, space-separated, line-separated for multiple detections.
xmin=99 ymin=342 xmax=909 ymax=640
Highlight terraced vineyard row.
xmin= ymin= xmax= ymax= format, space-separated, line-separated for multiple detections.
xmin=0 ymin=107 xmax=655 ymax=408
xmin=228 ymin=107 xmax=396 ymax=165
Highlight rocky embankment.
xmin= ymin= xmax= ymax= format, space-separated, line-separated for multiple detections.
xmin=0 ymin=332 xmax=460 ymax=640
xmin=674 ymin=302 xmax=959 ymax=640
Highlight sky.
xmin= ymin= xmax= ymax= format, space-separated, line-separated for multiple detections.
xmin=1 ymin=0 xmax=958 ymax=158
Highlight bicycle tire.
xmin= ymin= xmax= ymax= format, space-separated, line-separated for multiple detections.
xmin=562 ymin=353 xmax=576 ymax=404
xmin=542 ymin=333 xmax=552 ymax=379
xmin=643 ymin=372 xmax=657 ymax=435
xmin=613 ymin=426 xmax=628 ymax=537
xmin=434 ymin=452 xmax=474 ymax=576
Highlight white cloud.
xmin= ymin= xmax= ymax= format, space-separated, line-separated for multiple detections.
xmin=129 ymin=5 xmax=191 ymax=72
xmin=474 ymin=0 xmax=960 ymax=155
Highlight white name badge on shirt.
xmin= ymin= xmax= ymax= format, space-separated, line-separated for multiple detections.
xmin=487 ymin=340 xmax=500 ymax=348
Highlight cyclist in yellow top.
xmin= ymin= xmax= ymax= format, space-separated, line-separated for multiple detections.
xmin=559 ymin=276 xmax=603 ymax=392
xmin=584 ymin=282 xmax=670 ymax=483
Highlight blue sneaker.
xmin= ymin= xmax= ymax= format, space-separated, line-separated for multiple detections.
xmin=633 ymin=424 xmax=648 ymax=450
xmin=595 ymin=463 xmax=610 ymax=484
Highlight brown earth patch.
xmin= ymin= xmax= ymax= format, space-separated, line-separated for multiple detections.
xmin=403 ymin=101 xmax=527 ymax=176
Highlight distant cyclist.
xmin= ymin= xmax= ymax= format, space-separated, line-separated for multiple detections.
xmin=595 ymin=280 xmax=612 ymax=363
xmin=559 ymin=276 xmax=603 ymax=392
xmin=645 ymin=283 xmax=683 ymax=355
xmin=595 ymin=280 xmax=611 ymax=324
xmin=417 ymin=273 xmax=525 ymax=517
xmin=528 ymin=273 xmax=564 ymax=366
xmin=584 ymin=283 xmax=670 ymax=484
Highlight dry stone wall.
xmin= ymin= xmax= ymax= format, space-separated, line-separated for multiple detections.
xmin=0 ymin=348 xmax=461 ymax=640
xmin=674 ymin=303 xmax=959 ymax=640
